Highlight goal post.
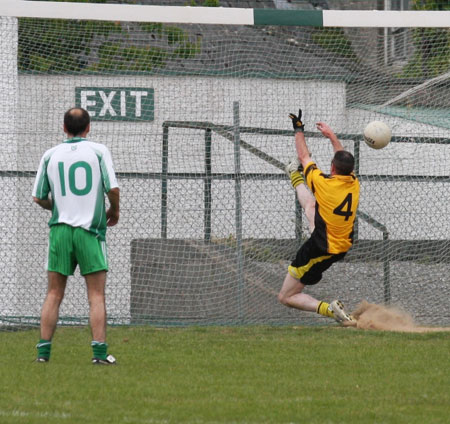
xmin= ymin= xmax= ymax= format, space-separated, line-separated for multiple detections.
xmin=2 ymin=1 xmax=450 ymax=27
xmin=1 ymin=1 xmax=449 ymax=328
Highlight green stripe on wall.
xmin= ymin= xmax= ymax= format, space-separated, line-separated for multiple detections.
xmin=253 ymin=9 xmax=323 ymax=27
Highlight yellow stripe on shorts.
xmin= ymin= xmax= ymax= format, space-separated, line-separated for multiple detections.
xmin=288 ymin=254 xmax=332 ymax=280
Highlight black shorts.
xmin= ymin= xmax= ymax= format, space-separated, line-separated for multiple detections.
xmin=288 ymin=236 xmax=347 ymax=285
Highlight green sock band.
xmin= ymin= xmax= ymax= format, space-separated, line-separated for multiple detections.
xmin=91 ymin=341 xmax=108 ymax=360
xmin=36 ymin=339 xmax=52 ymax=359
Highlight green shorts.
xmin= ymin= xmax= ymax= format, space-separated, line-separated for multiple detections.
xmin=47 ymin=224 xmax=108 ymax=276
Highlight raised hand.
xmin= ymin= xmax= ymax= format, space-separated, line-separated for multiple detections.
xmin=289 ymin=109 xmax=305 ymax=133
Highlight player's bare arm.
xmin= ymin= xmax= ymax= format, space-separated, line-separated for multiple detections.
xmin=289 ymin=109 xmax=311 ymax=169
xmin=294 ymin=132 xmax=312 ymax=169
xmin=316 ymin=122 xmax=344 ymax=152
xmin=106 ymin=187 xmax=120 ymax=227
xmin=33 ymin=196 xmax=52 ymax=211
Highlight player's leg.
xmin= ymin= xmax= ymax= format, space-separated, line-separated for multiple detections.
xmin=295 ymin=184 xmax=315 ymax=232
xmin=285 ymin=157 xmax=315 ymax=232
xmin=36 ymin=224 xmax=75 ymax=362
xmin=85 ymin=271 xmax=116 ymax=364
xmin=85 ymin=271 xmax=115 ymax=364
xmin=278 ymin=272 xmax=320 ymax=312
xmin=85 ymin=270 xmax=107 ymax=343
xmin=305 ymin=251 xmax=355 ymax=323
xmin=278 ymin=238 xmax=325 ymax=312
xmin=40 ymin=272 xmax=67 ymax=339
xmin=74 ymin=227 xmax=108 ymax=344
xmin=36 ymin=271 xmax=68 ymax=361
xmin=278 ymin=271 xmax=352 ymax=322
xmin=279 ymin=238 xmax=354 ymax=323
xmin=75 ymin=228 xmax=115 ymax=364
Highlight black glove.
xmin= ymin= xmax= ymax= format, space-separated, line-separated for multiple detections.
xmin=289 ymin=109 xmax=305 ymax=133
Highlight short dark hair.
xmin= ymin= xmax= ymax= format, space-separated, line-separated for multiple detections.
xmin=64 ymin=108 xmax=90 ymax=136
xmin=332 ymin=150 xmax=355 ymax=175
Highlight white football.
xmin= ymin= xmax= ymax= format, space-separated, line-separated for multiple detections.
xmin=363 ymin=121 xmax=391 ymax=149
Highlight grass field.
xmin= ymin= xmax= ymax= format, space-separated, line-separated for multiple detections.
xmin=1 ymin=326 xmax=449 ymax=424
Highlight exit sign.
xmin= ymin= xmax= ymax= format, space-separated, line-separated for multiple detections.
xmin=75 ymin=87 xmax=154 ymax=121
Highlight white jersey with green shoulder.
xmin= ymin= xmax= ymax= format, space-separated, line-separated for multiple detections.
xmin=32 ymin=137 xmax=118 ymax=240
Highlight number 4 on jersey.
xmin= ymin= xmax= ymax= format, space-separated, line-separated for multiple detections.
xmin=333 ymin=193 xmax=354 ymax=221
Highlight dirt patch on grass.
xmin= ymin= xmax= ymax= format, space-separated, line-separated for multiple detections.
xmin=344 ymin=301 xmax=450 ymax=333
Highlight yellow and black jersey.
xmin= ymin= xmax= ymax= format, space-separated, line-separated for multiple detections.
xmin=304 ymin=161 xmax=360 ymax=255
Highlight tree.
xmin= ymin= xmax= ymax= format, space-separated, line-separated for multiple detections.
xmin=400 ymin=0 xmax=450 ymax=78
xmin=18 ymin=0 xmax=201 ymax=73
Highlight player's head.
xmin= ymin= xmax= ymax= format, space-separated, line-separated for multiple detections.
xmin=64 ymin=108 xmax=90 ymax=136
xmin=331 ymin=150 xmax=354 ymax=175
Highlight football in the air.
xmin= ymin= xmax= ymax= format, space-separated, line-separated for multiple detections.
xmin=363 ymin=121 xmax=391 ymax=149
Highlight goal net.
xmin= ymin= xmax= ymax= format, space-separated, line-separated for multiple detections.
xmin=1 ymin=0 xmax=449 ymax=328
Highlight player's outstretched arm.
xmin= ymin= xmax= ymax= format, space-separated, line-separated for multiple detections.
xmin=289 ymin=109 xmax=312 ymax=169
xmin=316 ymin=122 xmax=344 ymax=153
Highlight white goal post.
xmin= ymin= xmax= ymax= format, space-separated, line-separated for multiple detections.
xmin=1 ymin=0 xmax=450 ymax=27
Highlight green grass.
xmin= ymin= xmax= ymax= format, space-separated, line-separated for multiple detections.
xmin=1 ymin=326 xmax=449 ymax=424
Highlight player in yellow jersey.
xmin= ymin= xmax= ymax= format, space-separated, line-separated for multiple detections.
xmin=278 ymin=109 xmax=360 ymax=324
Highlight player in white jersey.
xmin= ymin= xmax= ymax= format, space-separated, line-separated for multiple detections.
xmin=32 ymin=108 xmax=120 ymax=365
